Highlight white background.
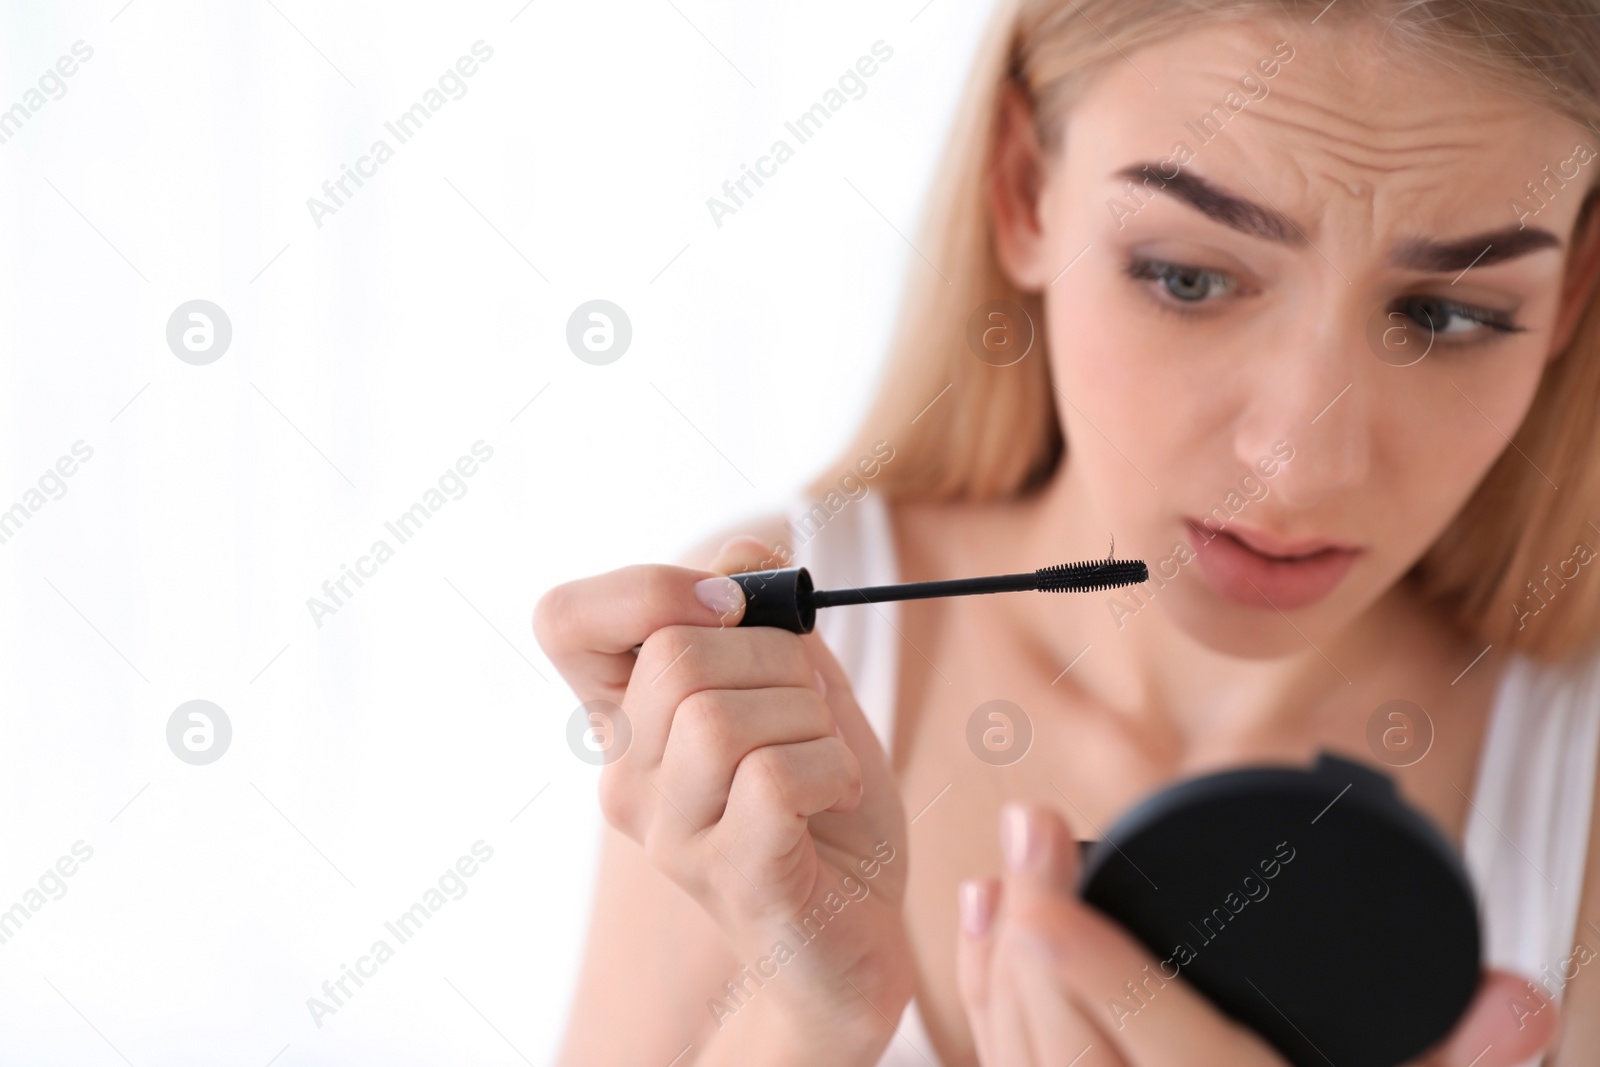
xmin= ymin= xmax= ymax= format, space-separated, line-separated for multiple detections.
xmin=0 ymin=1 xmax=998 ymax=1063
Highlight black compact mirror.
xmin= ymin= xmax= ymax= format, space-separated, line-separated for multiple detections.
xmin=1077 ymin=752 xmax=1480 ymax=1067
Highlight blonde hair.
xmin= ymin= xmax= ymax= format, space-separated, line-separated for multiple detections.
xmin=803 ymin=0 xmax=1600 ymax=664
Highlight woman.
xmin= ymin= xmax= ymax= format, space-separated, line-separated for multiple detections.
xmin=534 ymin=1 xmax=1600 ymax=1063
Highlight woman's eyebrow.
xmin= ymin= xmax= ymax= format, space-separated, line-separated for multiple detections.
xmin=1112 ymin=162 xmax=1303 ymax=244
xmin=1110 ymin=161 xmax=1564 ymax=271
xmin=1390 ymin=228 xmax=1562 ymax=272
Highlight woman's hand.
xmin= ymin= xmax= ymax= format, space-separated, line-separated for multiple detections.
xmin=533 ymin=538 xmax=914 ymax=1047
xmin=956 ymin=803 xmax=1561 ymax=1067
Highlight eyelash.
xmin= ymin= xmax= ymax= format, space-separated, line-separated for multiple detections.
xmin=1121 ymin=255 xmax=1529 ymax=343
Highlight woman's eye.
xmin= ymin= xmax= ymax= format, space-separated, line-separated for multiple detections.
xmin=1122 ymin=256 xmax=1529 ymax=344
xmin=1123 ymin=256 xmax=1237 ymax=311
xmin=1389 ymin=294 xmax=1525 ymax=340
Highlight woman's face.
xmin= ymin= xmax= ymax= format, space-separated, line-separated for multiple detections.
xmin=993 ymin=17 xmax=1600 ymax=656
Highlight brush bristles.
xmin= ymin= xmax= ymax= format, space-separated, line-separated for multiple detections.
xmin=1034 ymin=560 xmax=1149 ymax=592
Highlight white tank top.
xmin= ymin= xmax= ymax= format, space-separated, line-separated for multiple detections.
xmin=780 ymin=489 xmax=1600 ymax=1067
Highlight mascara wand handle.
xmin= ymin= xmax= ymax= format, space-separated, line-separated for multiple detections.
xmin=626 ymin=565 xmax=814 ymax=656
xmin=728 ymin=567 xmax=818 ymax=634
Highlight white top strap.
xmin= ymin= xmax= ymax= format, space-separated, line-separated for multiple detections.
xmin=789 ymin=492 xmax=904 ymax=748
xmin=1463 ymin=639 xmax=1600 ymax=1012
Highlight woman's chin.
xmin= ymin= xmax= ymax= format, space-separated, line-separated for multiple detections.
xmin=1153 ymin=584 xmax=1352 ymax=661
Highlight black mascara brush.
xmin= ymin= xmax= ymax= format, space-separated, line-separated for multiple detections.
xmin=723 ymin=554 xmax=1149 ymax=635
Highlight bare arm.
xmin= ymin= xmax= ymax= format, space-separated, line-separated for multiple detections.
xmin=554 ymin=818 xmax=739 ymax=1065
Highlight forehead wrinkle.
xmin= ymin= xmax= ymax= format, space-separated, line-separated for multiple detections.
xmin=1156 ymin=20 xmax=1531 ymax=121
xmin=1254 ymin=78 xmax=1525 ymax=129
xmin=1176 ymin=75 xmax=1468 ymax=138
xmin=1221 ymin=118 xmax=1520 ymax=201
xmin=1314 ymin=148 xmax=1462 ymax=178
xmin=1233 ymin=103 xmax=1499 ymax=163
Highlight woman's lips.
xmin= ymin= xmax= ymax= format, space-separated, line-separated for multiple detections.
xmin=1183 ymin=518 xmax=1362 ymax=610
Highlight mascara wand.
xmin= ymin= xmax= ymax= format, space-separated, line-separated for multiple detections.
xmin=726 ymin=553 xmax=1149 ymax=635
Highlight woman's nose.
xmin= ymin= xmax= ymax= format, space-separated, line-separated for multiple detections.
xmin=1235 ymin=333 xmax=1372 ymax=510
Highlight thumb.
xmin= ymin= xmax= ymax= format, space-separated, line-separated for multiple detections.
xmin=1424 ymin=968 xmax=1560 ymax=1066
xmin=1001 ymin=803 xmax=1081 ymax=900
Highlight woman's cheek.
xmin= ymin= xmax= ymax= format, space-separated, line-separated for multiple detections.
xmin=1049 ymin=291 xmax=1148 ymax=466
xmin=1044 ymin=290 xmax=1191 ymax=553
xmin=1048 ymin=278 xmax=1221 ymax=481
xmin=1385 ymin=346 xmax=1544 ymax=532
xmin=1050 ymin=278 xmax=1160 ymax=430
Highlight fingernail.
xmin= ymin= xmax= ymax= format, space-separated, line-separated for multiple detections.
xmin=693 ymin=576 xmax=744 ymax=618
xmin=1001 ymin=804 xmax=1042 ymax=873
xmin=813 ymin=668 xmax=828 ymax=698
xmin=959 ymin=879 xmax=996 ymax=938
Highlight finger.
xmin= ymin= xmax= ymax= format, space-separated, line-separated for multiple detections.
xmin=624 ymin=624 xmax=816 ymax=774
xmin=709 ymin=535 xmax=784 ymax=576
xmin=957 ymin=877 xmax=1003 ymax=1010
xmin=995 ymin=804 xmax=1124 ymax=1064
xmin=710 ymin=735 xmax=864 ymax=881
xmin=1420 ymin=968 xmax=1559 ymax=1067
xmin=795 ymin=630 xmax=910 ymax=846
xmin=986 ymin=957 xmax=1043 ymax=1067
xmin=1000 ymin=933 xmax=1120 ymax=1067
xmin=655 ymin=684 xmax=837 ymax=827
xmin=997 ymin=804 xmax=1280 ymax=1065
xmin=534 ymin=564 xmax=747 ymax=696
xmin=1012 ymin=893 xmax=1280 ymax=1063
xmin=797 ymin=628 xmax=876 ymax=754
